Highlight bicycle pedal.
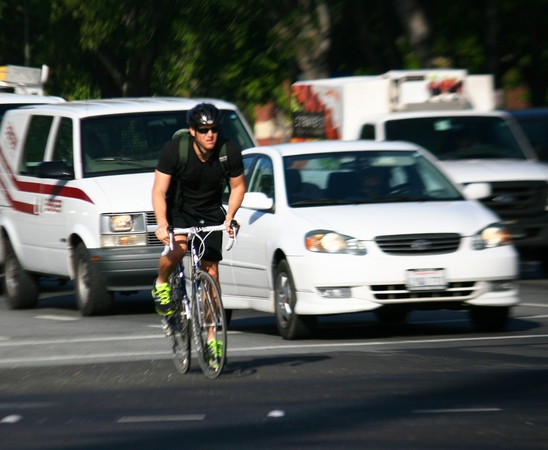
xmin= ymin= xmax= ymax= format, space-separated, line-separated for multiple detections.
xmin=161 ymin=319 xmax=173 ymax=336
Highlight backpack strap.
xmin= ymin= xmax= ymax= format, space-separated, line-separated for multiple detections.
xmin=174 ymin=129 xmax=190 ymax=177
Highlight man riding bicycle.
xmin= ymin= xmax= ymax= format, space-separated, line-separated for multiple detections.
xmin=151 ymin=103 xmax=246 ymax=351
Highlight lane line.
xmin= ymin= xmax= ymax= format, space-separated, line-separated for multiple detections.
xmin=0 ymin=351 xmax=171 ymax=365
xmin=413 ymin=408 xmax=501 ymax=414
xmin=0 ymin=330 xmax=243 ymax=347
xmin=0 ymin=333 xmax=547 ymax=366
xmin=1 ymin=415 xmax=23 ymax=423
xmin=0 ymin=403 xmax=54 ymax=409
xmin=232 ymin=333 xmax=548 ymax=353
xmin=35 ymin=315 xmax=79 ymax=321
xmin=520 ymin=303 xmax=548 ymax=308
xmin=117 ymin=415 xmax=205 ymax=423
xmin=0 ymin=335 xmax=164 ymax=347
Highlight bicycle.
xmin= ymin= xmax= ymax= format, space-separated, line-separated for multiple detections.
xmin=161 ymin=221 xmax=237 ymax=379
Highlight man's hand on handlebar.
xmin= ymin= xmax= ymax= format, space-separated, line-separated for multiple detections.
xmin=155 ymin=224 xmax=171 ymax=245
xmin=226 ymin=219 xmax=239 ymax=239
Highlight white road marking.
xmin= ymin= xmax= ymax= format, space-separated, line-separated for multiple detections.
xmin=117 ymin=415 xmax=205 ymax=423
xmin=267 ymin=410 xmax=286 ymax=418
xmin=413 ymin=408 xmax=501 ymax=414
xmin=0 ymin=351 xmax=171 ymax=365
xmin=35 ymin=315 xmax=79 ymax=321
xmin=0 ymin=335 xmax=163 ymax=347
xmin=521 ymin=314 xmax=548 ymax=319
xmin=1 ymin=415 xmax=23 ymax=423
xmin=1 ymin=333 xmax=547 ymax=367
xmin=521 ymin=303 xmax=548 ymax=308
xmin=233 ymin=333 xmax=548 ymax=353
xmin=0 ymin=403 xmax=54 ymax=409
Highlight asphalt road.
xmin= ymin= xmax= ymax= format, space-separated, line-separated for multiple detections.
xmin=0 ymin=279 xmax=547 ymax=449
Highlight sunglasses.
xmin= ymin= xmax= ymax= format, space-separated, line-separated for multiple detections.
xmin=195 ymin=126 xmax=219 ymax=134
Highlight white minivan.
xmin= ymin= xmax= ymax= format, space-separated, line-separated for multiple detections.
xmin=0 ymin=97 xmax=256 ymax=315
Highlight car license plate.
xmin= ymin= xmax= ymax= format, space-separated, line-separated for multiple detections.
xmin=406 ymin=269 xmax=447 ymax=291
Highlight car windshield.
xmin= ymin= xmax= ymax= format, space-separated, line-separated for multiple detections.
xmin=385 ymin=116 xmax=527 ymax=161
xmin=81 ymin=109 xmax=255 ymax=177
xmin=283 ymin=150 xmax=463 ymax=207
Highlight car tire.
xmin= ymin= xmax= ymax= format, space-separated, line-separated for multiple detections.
xmin=3 ymin=239 xmax=39 ymax=309
xmin=374 ymin=306 xmax=408 ymax=324
xmin=274 ymin=259 xmax=316 ymax=340
xmin=73 ymin=242 xmax=113 ymax=316
xmin=469 ymin=306 xmax=509 ymax=332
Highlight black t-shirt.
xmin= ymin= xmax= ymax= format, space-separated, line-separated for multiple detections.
xmin=156 ymin=135 xmax=244 ymax=213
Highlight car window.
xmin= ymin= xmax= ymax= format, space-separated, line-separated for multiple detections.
xmin=81 ymin=109 xmax=255 ymax=177
xmin=385 ymin=116 xmax=527 ymax=161
xmin=360 ymin=124 xmax=375 ymax=140
xmin=51 ymin=118 xmax=74 ymax=168
xmin=19 ymin=115 xmax=53 ymax=176
xmin=283 ymin=150 xmax=462 ymax=207
xmin=247 ymin=156 xmax=274 ymax=199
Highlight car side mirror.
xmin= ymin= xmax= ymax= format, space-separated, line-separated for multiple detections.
xmin=35 ymin=160 xmax=75 ymax=179
xmin=241 ymin=192 xmax=274 ymax=211
xmin=462 ymin=182 xmax=491 ymax=200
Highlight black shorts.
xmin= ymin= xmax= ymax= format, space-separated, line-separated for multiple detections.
xmin=171 ymin=204 xmax=226 ymax=262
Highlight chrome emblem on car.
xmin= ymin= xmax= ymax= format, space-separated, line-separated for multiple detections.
xmin=410 ymin=239 xmax=431 ymax=250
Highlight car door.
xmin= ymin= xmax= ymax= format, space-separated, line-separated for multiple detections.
xmin=38 ymin=117 xmax=76 ymax=276
xmin=230 ymin=154 xmax=274 ymax=300
xmin=15 ymin=114 xmax=55 ymax=272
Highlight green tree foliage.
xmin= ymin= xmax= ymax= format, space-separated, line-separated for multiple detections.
xmin=1 ymin=0 xmax=547 ymax=114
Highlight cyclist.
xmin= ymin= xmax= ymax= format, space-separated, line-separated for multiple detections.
xmin=151 ymin=103 xmax=245 ymax=355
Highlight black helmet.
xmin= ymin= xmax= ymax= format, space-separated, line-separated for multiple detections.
xmin=186 ymin=103 xmax=223 ymax=128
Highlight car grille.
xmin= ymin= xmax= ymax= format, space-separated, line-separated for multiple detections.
xmin=480 ymin=180 xmax=548 ymax=217
xmin=146 ymin=211 xmax=162 ymax=246
xmin=375 ymin=233 xmax=460 ymax=255
xmin=371 ymin=281 xmax=477 ymax=301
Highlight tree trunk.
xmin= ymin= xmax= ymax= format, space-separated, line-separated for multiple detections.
xmin=392 ymin=0 xmax=431 ymax=67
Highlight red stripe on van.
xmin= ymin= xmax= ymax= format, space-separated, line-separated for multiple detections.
xmin=0 ymin=145 xmax=94 ymax=213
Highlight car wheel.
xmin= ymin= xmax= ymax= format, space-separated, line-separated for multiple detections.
xmin=274 ymin=259 xmax=316 ymax=340
xmin=374 ymin=306 xmax=408 ymax=324
xmin=74 ymin=243 xmax=113 ymax=316
xmin=469 ymin=306 xmax=509 ymax=332
xmin=3 ymin=239 xmax=39 ymax=309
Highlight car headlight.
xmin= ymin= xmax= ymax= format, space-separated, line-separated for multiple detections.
xmin=472 ymin=223 xmax=512 ymax=250
xmin=305 ymin=230 xmax=367 ymax=255
xmin=100 ymin=213 xmax=147 ymax=247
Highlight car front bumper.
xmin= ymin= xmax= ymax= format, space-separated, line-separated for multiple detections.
xmin=287 ymin=242 xmax=519 ymax=315
xmin=87 ymin=246 xmax=163 ymax=291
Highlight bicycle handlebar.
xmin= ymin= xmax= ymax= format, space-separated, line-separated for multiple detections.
xmin=161 ymin=220 xmax=239 ymax=256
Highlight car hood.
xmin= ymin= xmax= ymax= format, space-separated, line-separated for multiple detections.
xmin=439 ymin=159 xmax=548 ymax=184
xmin=90 ymin=172 xmax=154 ymax=212
xmin=291 ymin=201 xmax=498 ymax=239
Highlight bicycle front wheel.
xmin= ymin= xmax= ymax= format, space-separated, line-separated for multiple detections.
xmin=169 ymin=272 xmax=191 ymax=374
xmin=191 ymin=270 xmax=227 ymax=379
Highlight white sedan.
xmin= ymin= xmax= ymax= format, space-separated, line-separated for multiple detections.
xmin=220 ymin=140 xmax=519 ymax=340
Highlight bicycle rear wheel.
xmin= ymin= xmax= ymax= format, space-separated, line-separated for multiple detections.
xmin=191 ymin=270 xmax=227 ymax=379
xmin=168 ymin=272 xmax=191 ymax=374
